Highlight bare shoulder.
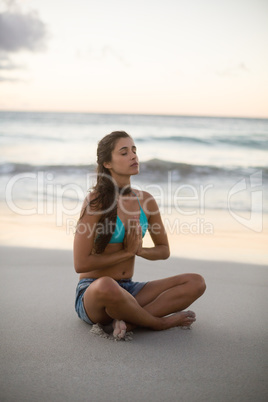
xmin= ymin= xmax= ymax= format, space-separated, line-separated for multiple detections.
xmin=132 ymin=189 xmax=153 ymax=201
xmin=79 ymin=190 xmax=100 ymax=220
xmin=81 ymin=190 xmax=98 ymax=208
xmin=132 ymin=189 xmax=159 ymax=215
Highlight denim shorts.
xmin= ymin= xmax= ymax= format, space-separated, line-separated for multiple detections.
xmin=75 ymin=277 xmax=148 ymax=325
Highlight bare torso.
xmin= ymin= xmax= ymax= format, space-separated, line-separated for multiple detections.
xmin=79 ymin=242 xmax=135 ymax=280
xmin=76 ymin=190 xmax=150 ymax=281
xmin=78 ymin=193 xmax=141 ymax=280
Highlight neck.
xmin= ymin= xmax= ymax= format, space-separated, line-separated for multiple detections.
xmin=118 ymin=185 xmax=132 ymax=195
xmin=112 ymin=174 xmax=131 ymax=190
xmin=115 ymin=180 xmax=132 ymax=196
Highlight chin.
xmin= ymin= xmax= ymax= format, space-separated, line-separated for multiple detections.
xmin=131 ymin=166 xmax=139 ymax=175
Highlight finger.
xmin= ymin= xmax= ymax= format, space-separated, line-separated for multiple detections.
xmin=128 ymin=219 xmax=138 ymax=235
xmin=126 ymin=220 xmax=134 ymax=235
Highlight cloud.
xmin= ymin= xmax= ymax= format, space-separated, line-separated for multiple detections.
xmin=0 ymin=1 xmax=48 ymax=83
xmin=0 ymin=53 xmax=25 ymax=69
xmin=0 ymin=53 xmax=26 ymax=81
xmin=86 ymin=45 xmax=130 ymax=67
xmin=0 ymin=9 xmax=47 ymax=52
xmin=216 ymin=62 xmax=250 ymax=77
xmin=101 ymin=45 xmax=129 ymax=67
xmin=0 ymin=75 xmax=21 ymax=82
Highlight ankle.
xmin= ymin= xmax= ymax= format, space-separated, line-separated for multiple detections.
xmin=126 ymin=323 xmax=136 ymax=332
xmin=152 ymin=317 xmax=166 ymax=331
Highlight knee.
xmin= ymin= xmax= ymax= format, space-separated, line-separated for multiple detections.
xmin=92 ymin=277 xmax=122 ymax=303
xmin=190 ymin=274 xmax=206 ymax=297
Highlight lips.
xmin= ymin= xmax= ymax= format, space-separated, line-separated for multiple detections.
xmin=131 ymin=162 xmax=139 ymax=167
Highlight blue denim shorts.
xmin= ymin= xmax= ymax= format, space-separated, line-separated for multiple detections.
xmin=75 ymin=277 xmax=148 ymax=325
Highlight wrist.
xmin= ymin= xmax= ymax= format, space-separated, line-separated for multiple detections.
xmin=136 ymin=247 xmax=144 ymax=257
xmin=123 ymin=249 xmax=135 ymax=258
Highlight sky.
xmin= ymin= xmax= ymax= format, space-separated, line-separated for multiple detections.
xmin=0 ymin=0 xmax=268 ymax=117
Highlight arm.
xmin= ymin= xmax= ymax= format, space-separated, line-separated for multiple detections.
xmin=73 ymin=194 xmax=140 ymax=273
xmin=136 ymin=193 xmax=170 ymax=261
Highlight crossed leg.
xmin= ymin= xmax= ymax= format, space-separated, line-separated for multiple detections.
xmin=136 ymin=273 xmax=206 ymax=316
xmin=122 ymin=273 xmax=206 ymax=334
xmin=82 ymin=273 xmax=206 ymax=337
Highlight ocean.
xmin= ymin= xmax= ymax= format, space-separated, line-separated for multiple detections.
xmin=1 ymin=111 xmax=267 ymax=219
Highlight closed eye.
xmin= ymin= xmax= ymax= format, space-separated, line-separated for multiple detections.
xmin=119 ymin=145 xmax=137 ymax=155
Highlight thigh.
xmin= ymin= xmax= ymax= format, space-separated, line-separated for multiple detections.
xmin=135 ymin=274 xmax=191 ymax=307
xmin=82 ymin=277 xmax=115 ymax=325
xmin=82 ymin=276 xmax=137 ymax=325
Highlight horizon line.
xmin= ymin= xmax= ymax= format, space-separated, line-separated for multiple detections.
xmin=0 ymin=109 xmax=267 ymax=120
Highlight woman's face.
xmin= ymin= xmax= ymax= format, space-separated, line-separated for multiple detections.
xmin=104 ymin=137 xmax=139 ymax=177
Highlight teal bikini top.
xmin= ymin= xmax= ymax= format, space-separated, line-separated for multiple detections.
xmin=109 ymin=192 xmax=148 ymax=244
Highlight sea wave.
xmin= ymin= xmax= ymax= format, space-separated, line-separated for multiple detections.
xmin=1 ymin=159 xmax=267 ymax=179
xmin=0 ymin=132 xmax=65 ymax=142
xmin=1 ymin=132 xmax=267 ymax=149
xmin=0 ymin=162 xmax=92 ymax=175
xmin=135 ymin=135 xmax=268 ymax=149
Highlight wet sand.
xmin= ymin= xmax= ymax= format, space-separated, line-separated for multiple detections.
xmin=0 ymin=203 xmax=267 ymax=265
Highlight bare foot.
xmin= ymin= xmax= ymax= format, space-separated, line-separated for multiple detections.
xmin=113 ymin=319 xmax=127 ymax=339
xmin=160 ymin=310 xmax=196 ymax=330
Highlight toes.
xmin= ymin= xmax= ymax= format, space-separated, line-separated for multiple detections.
xmin=113 ymin=320 xmax=127 ymax=339
xmin=112 ymin=320 xmax=121 ymax=337
xmin=118 ymin=329 xmax=126 ymax=339
xmin=113 ymin=327 xmax=121 ymax=337
xmin=185 ymin=310 xmax=196 ymax=318
xmin=181 ymin=311 xmax=196 ymax=328
xmin=186 ymin=317 xmax=196 ymax=325
xmin=118 ymin=320 xmax=127 ymax=338
xmin=119 ymin=320 xmax=127 ymax=331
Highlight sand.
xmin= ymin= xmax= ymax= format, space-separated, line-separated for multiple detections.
xmin=0 ymin=245 xmax=267 ymax=402
xmin=90 ymin=323 xmax=134 ymax=341
xmin=1 ymin=202 xmax=268 ymax=265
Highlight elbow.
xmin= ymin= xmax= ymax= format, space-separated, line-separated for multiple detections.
xmin=162 ymin=246 xmax=170 ymax=260
xmin=74 ymin=265 xmax=81 ymax=274
xmin=74 ymin=258 xmax=89 ymax=274
xmin=164 ymin=250 xmax=170 ymax=260
xmin=74 ymin=262 xmax=83 ymax=273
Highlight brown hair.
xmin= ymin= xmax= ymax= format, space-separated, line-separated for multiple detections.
xmin=79 ymin=131 xmax=132 ymax=253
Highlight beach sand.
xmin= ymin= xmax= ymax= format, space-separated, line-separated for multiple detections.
xmin=0 ymin=246 xmax=267 ymax=401
xmin=0 ymin=202 xmax=267 ymax=265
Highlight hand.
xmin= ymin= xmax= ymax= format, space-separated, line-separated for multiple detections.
xmin=136 ymin=224 xmax=143 ymax=256
xmin=123 ymin=216 xmax=140 ymax=255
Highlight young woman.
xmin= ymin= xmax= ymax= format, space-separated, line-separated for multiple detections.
xmin=74 ymin=131 xmax=206 ymax=339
